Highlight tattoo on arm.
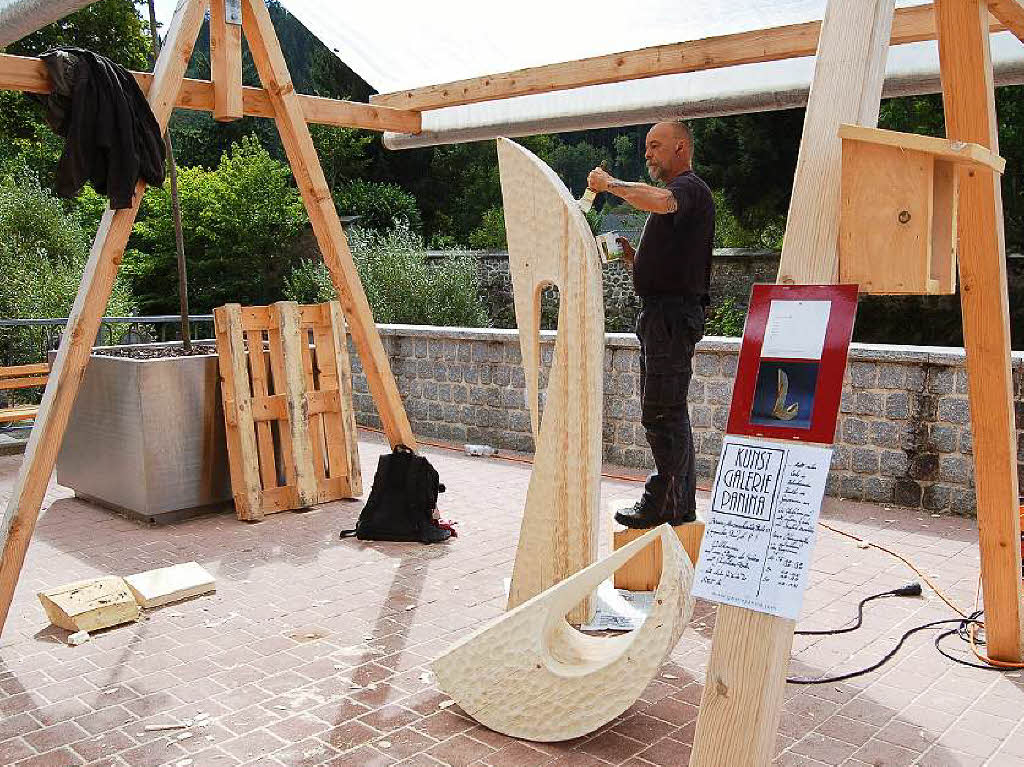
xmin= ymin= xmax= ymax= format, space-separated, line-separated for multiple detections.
xmin=607 ymin=180 xmax=678 ymax=213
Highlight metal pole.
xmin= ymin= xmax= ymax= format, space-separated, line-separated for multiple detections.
xmin=147 ymin=0 xmax=192 ymax=351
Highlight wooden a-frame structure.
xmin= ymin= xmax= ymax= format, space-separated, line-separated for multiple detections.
xmin=0 ymin=0 xmax=1023 ymax=763
xmin=0 ymin=0 xmax=421 ymax=632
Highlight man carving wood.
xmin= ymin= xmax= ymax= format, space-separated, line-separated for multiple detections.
xmin=588 ymin=120 xmax=714 ymax=527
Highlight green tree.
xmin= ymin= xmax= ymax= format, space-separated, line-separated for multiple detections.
xmin=127 ymin=136 xmax=308 ymax=313
xmin=0 ymin=174 xmax=135 ymax=364
xmin=284 ymin=222 xmax=487 ymax=327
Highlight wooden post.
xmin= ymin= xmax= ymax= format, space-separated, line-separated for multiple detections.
xmin=210 ymin=0 xmax=243 ymax=121
xmin=240 ymin=0 xmax=415 ymax=450
xmin=690 ymin=1 xmax=895 ymax=764
xmin=934 ymin=0 xmax=1024 ymax=661
xmin=0 ymin=0 xmax=210 ymax=635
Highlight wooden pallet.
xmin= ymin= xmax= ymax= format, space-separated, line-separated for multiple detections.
xmin=213 ymin=301 xmax=361 ymax=520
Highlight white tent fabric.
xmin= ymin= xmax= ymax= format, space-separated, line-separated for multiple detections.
xmin=274 ymin=0 xmax=1024 ymax=148
xmin=0 ymin=0 xmax=98 ymax=48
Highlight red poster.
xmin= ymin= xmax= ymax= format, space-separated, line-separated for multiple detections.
xmin=726 ymin=284 xmax=858 ymax=444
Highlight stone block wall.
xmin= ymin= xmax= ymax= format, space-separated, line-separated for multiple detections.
xmin=349 ymin=325 xmax=1013 ymax=516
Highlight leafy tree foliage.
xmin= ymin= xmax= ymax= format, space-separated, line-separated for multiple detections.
xmin=126 ymin=136 xmax=308 ymax=313
xmin=0 ymin=174 xmax=135 ymax=364
xmin=284 ymin=223 xmax=487 ymax=327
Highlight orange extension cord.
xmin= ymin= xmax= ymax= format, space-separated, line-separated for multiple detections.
xmin=359 ymin=426 xmax=1023 ymax=669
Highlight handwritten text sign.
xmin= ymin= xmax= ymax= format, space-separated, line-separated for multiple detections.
xmin=692 ymin=436 xmax=832 ymax=620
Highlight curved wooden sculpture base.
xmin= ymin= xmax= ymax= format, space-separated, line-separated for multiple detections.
xmin=432 ymin=524 xmax=694 ymax=742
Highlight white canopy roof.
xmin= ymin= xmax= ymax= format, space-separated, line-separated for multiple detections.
xmin=6 ymin=0 xmax=1024 ymax=148
xmin=274 ymin=0 xmax=1024 ymax=148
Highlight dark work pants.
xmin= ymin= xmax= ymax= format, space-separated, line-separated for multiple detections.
xmin=636 ymin=296 xmax=704 ymax=515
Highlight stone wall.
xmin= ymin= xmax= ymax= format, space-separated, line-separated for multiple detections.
xmin=349 ymin=325 xmax=1014 ymax=516
xmin=427 ymin=248 xmax=778 ymax=332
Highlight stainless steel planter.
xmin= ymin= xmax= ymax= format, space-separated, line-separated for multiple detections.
xmin=56 ymin=345 xmax=232 ymax=523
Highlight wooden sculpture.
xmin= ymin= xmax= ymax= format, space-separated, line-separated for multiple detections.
xmin=433 ymin=524 xmax=694 ymax=742
xmin=497 ymin=138 xmax=605 ymax=625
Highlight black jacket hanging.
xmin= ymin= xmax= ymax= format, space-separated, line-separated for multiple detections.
xmin=34 ymin=48 xmax=165 ymax=209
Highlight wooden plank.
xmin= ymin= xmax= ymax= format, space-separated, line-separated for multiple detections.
xmin=690 ymin=2 xmax=896 ymax=765
xmin=241 ymin=0 xmax=416 ymax=450
xmin=0 ymin=376 xmax=48 ymax=391
xmin=0 ymin=364 xmax=49 ymax=377
xmin=274 ymin=302 xmax=318 ymax=507
xmin=251 ymin=388 xmax=339 ymax=422
xmin=839 ymin=142 xmax=936 ymax=294
xmin=610 ymin=503 xmax=705 ymax=590
xmin=0 ymin=0 xmax=209 ymax=636
xmin=265 ymin=313 xmax=297 ymax=489
xmin=988 ymin=0 xmax=1024 ymax=40
xmin=240 ymin=305 xmax=274 ymax=331
xmin=329 ymin=303 xmax=362 ymax=496
xmin=935 ymin=0 xmax=1024 ymax=662
xmin=838 ymin=123 xmax=1005 ymax=172
xmin=210 ymin=0 xmax=243 ymax=121
xmin=124 ymin=561 xmax=215 ymax=608
xmin=370 ymin=4 xmax=1003 ymax=110
xmin=0 ymin=53 xmax=421 ymax=134
xmin=312 ymin=305 xmax=353 ymax=492
xmin=298 ymin=323 xmax=328 ymax=484
xmin=245 ymin=329 xmax=278 ymax=489
xmin=215 ymin=304 xmax=263 ymax=520
xmin=777 ymin=2 xmax=896 ymax=285
xmin=0 ymin=406 xmax=38 ymax=425
xmin=38 ymin=576 xmax=139 ymax=633
xmin=931 ymin=159 xmax=959 ymax=293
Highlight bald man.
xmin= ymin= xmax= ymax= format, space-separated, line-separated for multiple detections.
xmin=588 ymin=120 xmax=714 ymax=528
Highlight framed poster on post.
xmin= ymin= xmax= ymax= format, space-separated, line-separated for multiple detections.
xmin=726 ymin=284 xmax=858 ymax=444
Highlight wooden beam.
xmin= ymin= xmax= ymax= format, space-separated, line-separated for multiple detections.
xmin=935 ymin=0 xmax=1024 ymax=662
xmin=0 ymin=0 xmax=210 ymax=636
xmin=0 ymin=53 xmax=421 ymax=134
xmin=838 ymin=123 xmax=1006 ymax=172
xmin=689 ymin=1 xmax=896 ymax=765
xmin=240 ymin=0 xmax=416 ymax=450
xmin=210 ymin=0 xmax=244 ymax=121
xmin=370 ymin=4 xmax=1004 ymax=111
xmin=988 ymin=0 xmax=1024 ymax=40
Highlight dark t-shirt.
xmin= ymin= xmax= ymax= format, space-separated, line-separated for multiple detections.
xmin=631 ymin=171 xmax=715 ymax=303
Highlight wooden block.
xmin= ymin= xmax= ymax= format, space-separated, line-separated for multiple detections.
xmin=433 ymin=525 xmax=694 ymax=742
xmin=38 ymin=576 xmax=139 ymax=632
xmin=124 ymin=562 xmax=215 ymax=608
xmin=610 ymin=502 xmax=705 ymax=591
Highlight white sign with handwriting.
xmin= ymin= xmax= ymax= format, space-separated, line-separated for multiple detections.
xmin=692 ymin=436 xmax=833 ymax=620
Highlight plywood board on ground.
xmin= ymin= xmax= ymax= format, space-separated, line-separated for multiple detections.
xmin=125 ymin=562 xmax=215 ymax=608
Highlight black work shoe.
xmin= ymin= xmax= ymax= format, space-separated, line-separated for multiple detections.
xmin=614 ymin=502 xmax=676 ymax=529
xmin=668 ymin=508 xmax=697 ymax=525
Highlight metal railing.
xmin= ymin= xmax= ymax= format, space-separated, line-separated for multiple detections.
xmin=0 ymin=314 xmax=216 ymax=367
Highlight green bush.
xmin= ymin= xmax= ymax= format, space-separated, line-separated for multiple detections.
xmin=0 ymin=174 xmax=135 ymax=366
xmin=334 ymin=179 xmax=422 ymax=233
xmin=284 ymin=222 xmax=488 ymax=327
xmin=468 ymin=207 xmax=506 ymax=249
xmin=127 ymin=135 xmax=308 ymax=313
xmin=704 ymin=297 xmax=747 ymax=337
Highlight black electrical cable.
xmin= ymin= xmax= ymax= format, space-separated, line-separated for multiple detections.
xmin=794 ymin=582 xmax=922 ymax=636
xmin=787 ymin=616 xmax=968 ymax=684
xmin=787 ymin=588 xmax=1012 ymax=684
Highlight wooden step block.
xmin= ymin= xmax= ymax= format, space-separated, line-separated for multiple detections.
xmin=609 ymin=500 xmax=705 ymax=591
xmin=125 ymin=562 xmax=216 ymax=608
xmin=38 ymin=576 xmax=140 ymax=632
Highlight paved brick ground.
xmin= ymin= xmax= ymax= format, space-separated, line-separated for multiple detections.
xmin=1 ymin=432 xmax=1022 ymax=766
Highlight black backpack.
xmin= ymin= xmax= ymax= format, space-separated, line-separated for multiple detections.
xmin=340 ymin=445 xmax=451 ymax=544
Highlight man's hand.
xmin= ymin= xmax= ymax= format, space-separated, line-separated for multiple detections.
xmin=587 ymin=166 xmax=614 ymax=193
xmin=616 ymin=236 xmax=635 ymax=267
